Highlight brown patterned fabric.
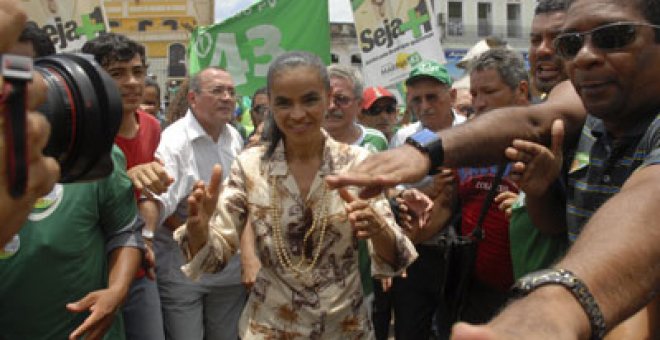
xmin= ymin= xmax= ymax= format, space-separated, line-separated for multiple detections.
xmin=175 ymin=133 xmax=417 ymax=339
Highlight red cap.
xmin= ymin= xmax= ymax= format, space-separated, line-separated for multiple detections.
xmin=362 ymin=86 xmax=395 ymax=110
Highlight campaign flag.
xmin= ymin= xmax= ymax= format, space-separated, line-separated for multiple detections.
xmin=188 ymin=0 xmax=330 ymax=96
xmin=352 ymin=0 xmax=445 ymax=87
xmin=21 ymin=0 xmax=109 ymax=52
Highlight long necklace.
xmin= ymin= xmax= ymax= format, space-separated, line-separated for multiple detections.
xmin=270 ymin=176 xmax=330 ymax=274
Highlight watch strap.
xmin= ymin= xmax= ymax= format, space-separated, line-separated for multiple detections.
xmin=404 ymin=128 xmax=444 ymax=175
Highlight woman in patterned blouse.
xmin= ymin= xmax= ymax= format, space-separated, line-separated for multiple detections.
xmin=177 ymin=51 xmax=418 ymax=339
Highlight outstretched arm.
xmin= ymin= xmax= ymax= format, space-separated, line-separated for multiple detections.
xmin=451 ymin=164 xmax=660 ymax=340
xmin=326 ymin=81 xmax=586 ymax=198
xmin=67 ymin=246 xmax=141 ymax=340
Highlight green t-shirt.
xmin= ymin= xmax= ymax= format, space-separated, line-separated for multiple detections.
xmin=0 ymin=146 xmax=137 ymax=340
xmin=355 ymin=125 xmax=389 ymax=296
xmin=358 ymin=126 xmax=388 ymax=153
xmin=509 ymin=192 xmax=568 ymax=280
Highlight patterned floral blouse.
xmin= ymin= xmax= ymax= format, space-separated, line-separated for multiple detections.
xmin=174 ymin=134 xmax=418 ymax=339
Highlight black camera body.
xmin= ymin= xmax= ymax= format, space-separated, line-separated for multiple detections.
xmin=1 ymin=53 xmax=122 ymax=197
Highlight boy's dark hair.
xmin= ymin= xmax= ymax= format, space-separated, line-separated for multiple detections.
xmin=81 ymin=33 xmax=146 ymax=68
xmin=19 ymin=22 xmax=55 ymax=57
xmin=251 ymin=87 xmax=267 ymax=106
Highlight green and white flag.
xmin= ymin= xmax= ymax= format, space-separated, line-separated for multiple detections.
xmin=188 ymin=0 xmax=330 ymax=96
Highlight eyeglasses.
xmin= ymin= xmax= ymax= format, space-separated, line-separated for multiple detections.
xmin=364 ymin=103 xmax=397 ymax=116
xmin=333 ymin=94 xmax=355 ymax=108
xmin=201 ymin=86 xmax=236 ymax=98
xmin=554 ymin=22 xmax=660 ymax=59
xmin=252 ymin=104 xmax=269 ymax=115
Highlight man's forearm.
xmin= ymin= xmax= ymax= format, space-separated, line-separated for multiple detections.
xmin=138 ymin=199 xmax=160 ymax=233
xmin=485 ymin=167 xmax=660 ymax=339
xmin=557 ymin=165 xmax=660 ymax=331
xmin=442 ymin=81 xmax=585 ymax=168
xmin=107 ymin=247 xmax=141 ymax=300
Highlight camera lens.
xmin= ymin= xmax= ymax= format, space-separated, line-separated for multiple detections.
xmin=34 ymin=54 xmax=122 ymax=182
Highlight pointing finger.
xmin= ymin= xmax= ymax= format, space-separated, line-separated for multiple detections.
xmin=338 ymin=187 xmax=356 ymax=203
xmin=551 ymin=119 xmax=565 ymax=157
xmin=207 ymin=164 xmax=223 ymax=199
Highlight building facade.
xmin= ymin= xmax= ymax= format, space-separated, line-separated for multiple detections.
xmin=104 ymin=0 xmax=213 ymax=103
xmin=331 ymin=0 xmax=536 ymax=80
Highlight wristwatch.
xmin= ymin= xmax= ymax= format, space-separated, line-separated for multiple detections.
xmin=141 ymin=228 xmax=155 ymax=241
xmin=404 ymin=128 xmax=444 ymax=175
xmin=513 ymin=268 xmax=606 ymax=339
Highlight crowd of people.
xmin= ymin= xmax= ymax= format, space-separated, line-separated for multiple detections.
xmin=0 ymin=0 xmax=658 ymax=339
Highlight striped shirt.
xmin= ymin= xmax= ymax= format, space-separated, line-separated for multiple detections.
xmin=566 ymin=113 xmax=660 ymax=242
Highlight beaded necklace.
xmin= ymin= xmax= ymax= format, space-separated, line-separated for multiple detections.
xmin=269 ymin=177 xmax=330 ymax=274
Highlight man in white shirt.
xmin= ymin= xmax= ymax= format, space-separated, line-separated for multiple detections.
xmin=149 ymin=67 xmax=245 ymax=340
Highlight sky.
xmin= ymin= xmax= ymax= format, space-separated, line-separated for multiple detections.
xmin=214 ymin=0 xmax=354 ymax=24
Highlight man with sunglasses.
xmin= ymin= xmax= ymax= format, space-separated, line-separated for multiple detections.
xmin=249 ymin=87 xmax=269 ymax=132
xmin=359 ymin=86 xmax=399 ymax=141
xmin=337 ymin=0 xmax=660 ymax=338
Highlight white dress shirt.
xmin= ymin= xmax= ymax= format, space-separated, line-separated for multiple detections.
xmin=154 ymin=109 xmax=244 ymax=286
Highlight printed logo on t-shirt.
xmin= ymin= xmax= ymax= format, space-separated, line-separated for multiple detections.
xmin=29 ymin=184 xmax=64 ymax=221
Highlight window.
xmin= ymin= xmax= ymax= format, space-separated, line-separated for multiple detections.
xmin=447 ymin=1 xmax=463 ymax=36
xmin=507 ymin=3 xmax=522 ymax=38
xmin=350 ymin=54 xmax=362 ymax=67
xmin=167 ymin=43 xmax=186 ymax=78
xmin=477 ymin=2 xmax=492 ymax=37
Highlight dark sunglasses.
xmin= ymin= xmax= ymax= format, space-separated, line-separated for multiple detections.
xmin=252 ymin=104 xmax=269 ymax=115
xmin=364 ymin=104 xmax=397 ymax=116
xmin=554 ymin=22 xmax=660 ymax=59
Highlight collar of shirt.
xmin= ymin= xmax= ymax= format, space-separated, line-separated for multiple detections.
xmin=588 ymin=113 xmax=658 ymax=141
xmin=268 ymin=129 xmax=335 ymax=178
xmin=183 ymin=109 xmax=234 ymax=144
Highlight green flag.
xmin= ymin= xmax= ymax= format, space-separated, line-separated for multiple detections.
xmin=188 ymin=0 xmax=330 ymax=97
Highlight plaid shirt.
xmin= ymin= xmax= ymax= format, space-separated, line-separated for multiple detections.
xmin=566 ymin=113 xmax=660 ymax=242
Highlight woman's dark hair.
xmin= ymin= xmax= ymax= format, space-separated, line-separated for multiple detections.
xmin=251 ymin=86 xmax=267 ymax=107
xmin=263 ymin=51 xmax=329 ymax=159
xmin=144 ymin=77 xmax=161 ymax=102
xmin=165 ymin=78 xmax=190 ymax=124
